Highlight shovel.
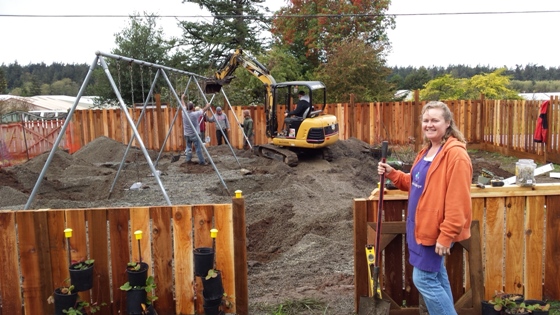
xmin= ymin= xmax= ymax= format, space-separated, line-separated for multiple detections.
xmin=359 ymin=141 xmax=391 ymax=315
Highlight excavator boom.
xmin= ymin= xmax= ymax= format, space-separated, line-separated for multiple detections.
xmin=205 ymin=49 xmax=339 ymax=166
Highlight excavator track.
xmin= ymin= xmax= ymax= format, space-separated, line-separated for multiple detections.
xmin=254 ymin=144 xmax=299 ymax=167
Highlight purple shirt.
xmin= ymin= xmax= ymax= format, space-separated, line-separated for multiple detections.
xmin=406 ymin=154 xmax=442 ymax=272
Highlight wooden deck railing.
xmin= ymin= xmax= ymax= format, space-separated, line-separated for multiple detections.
xmin=0 ymin=197 xmax=248 ymax=315
xmin=354 ymin=184 xmax=560 ymax=314
xmin=1 ymin=96 xmax=559 ymax=166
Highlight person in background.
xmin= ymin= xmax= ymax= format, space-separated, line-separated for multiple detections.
xmin=285 ymin=90 xmax=311 ymax=118
xmin=377 ymin=101 xmax=472 ymax=315
xmin=195 ymin=106 xmax=207 ymax=142
xmin=207 ymin=106 xmax=230 ymax=145
xmin=284 ymin=90 xmax=312 ymax=134
xmin=240 ymin=109 xmax=253 ymax=150
xmin=181 ymin=95 xmax=210 ymax=165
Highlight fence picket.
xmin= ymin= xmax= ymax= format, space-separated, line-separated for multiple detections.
xmin=172 ymin=206 xmax=195 ymax=314
xmin=524 ymin=195 xmax=545 ymax=299
xmin=505 ymin=197 xmax=524 ymax=295
xmin=544 ymin=195 xmax=560 ymax=300
xmin=150 ymin=206 xmax=174 ymax=314
xmin=0 ymin=211 xmax=23 ymax=315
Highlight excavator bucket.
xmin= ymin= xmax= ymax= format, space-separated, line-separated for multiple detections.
xmin=204 ymin=79 xmax=223 ymax=94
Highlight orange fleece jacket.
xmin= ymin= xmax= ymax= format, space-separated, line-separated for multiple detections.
xmin=387 ymin=137 xmax=472 ymax=247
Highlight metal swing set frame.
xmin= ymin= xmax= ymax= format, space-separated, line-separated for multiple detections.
xmin=23 ymin=51 xmax=250 ymax=210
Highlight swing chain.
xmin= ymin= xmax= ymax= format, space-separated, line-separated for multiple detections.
xmin=140 ymin=65 xmax=146 ymax=104
xmin=116 ymin=61 xmax=122 ymax=95
xmin=129 ymin=62 xmax=135 ymax=107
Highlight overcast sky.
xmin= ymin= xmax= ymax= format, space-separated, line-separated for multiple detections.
xmin=1 ymin=0 xmax=560 ymax=68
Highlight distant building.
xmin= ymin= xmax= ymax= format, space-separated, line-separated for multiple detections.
xmin=518 ymin=92 xmax=560 ymax=101
xmin=0 ymin=95 xmax=112 ymax=124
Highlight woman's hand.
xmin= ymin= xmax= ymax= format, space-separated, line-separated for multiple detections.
xmin=377 ymin=162 xmax=394 ymax=175
xmin=435 ymin=242 xmax=450 ymax=256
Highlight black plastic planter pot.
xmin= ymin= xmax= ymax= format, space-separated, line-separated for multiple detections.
xmin=524 ymin=300 xmax=549 ymax=315
xmin=53 ymin=287 xmax=78 ymax=315
xmin=203 ymin=295 xmax=222 ymax=307
xmin=194 ymin=247 xmax=214 ymax=277
xmin=127 ymin=262 xmax=149 ymax=287
xmin=202 ymin=271 xmax=224 ymax=301
xmin=126 ymin=287 xmax=148 ymax=315
xmin=203 ymin=304 xmax=222 ymax=315
xmin=69 ymin=262 xmax=94 ymax=292
xmin=481 ymin=300 xmax=500 ymax=315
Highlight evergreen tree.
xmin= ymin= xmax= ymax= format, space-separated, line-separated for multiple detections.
xmin=0 ymin=68 xmax=7 ymax=94
xmin=88 ymin=13 xmax=172 ymax=106
xmin=177 ymin=0 xmax=271 ymax=75
xmin=402 ymin=67 xmax=431 ymax=90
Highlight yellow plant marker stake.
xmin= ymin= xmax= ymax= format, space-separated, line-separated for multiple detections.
xmin=64 ymin=228 xmax=73 ymax=267
xmin=211 ymin=228 xmax=218 ymax=269
xmin=134 ymin=230 xmax=143 ymax=263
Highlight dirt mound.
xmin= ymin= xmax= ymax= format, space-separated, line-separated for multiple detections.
xmin=1 ymin=137 xmax=556 ymax=314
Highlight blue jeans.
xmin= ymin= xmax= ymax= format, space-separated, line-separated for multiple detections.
xmin=412 ymin=259 xmax=456 ymax=315
xmin=184 ymin=135 xmax=205 ymax=164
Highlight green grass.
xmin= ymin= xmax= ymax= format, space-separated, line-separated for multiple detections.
xmin=251 ymin=298 xmax=329 ymax=315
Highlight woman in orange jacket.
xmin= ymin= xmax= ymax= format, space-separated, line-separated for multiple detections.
xmin=378 ymin=101 xmax=472 ymax=315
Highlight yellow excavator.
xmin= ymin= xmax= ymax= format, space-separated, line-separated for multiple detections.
xmin=204 ymin=49 xmax=339 ymax=166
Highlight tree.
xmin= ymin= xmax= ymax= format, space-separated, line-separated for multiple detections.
xmin=50 ymin=78 xmax=80 ymax=95
xmin=0 ymin=68 xmax=7 ymax=94
xmin=88 ymin=13 xmax=173 ymax=106
xmin=420 ymin=69 xmax=521 ymax=100
xmin=402 ymin=67 xmax=431 ymax=90
xmin=177 ymin=0 xmax=271 ymax=75
xmin=467 ymin=68 xmax=521 ymax=99
xmin=420 ymin=74 xmax=465 ymax=101
xmin=271 ymin=0 xmax=395 ymax=74
xmin=315 ymin=38 xmax=394 ymax=102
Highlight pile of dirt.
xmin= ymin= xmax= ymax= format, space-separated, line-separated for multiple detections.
xmin=0 ymin=136 xmax=556 ymax=314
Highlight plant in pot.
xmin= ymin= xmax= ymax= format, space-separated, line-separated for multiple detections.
xmin=371 ymin=143 xmax=392 ymax=159
xmin=63 ymin=228 xmax=95 ymax=292
xmin=48 ymin=283 xmax=78 ymax=315
xmin=120 ymin=275 xmax=158 ymax=315
xmin=61 ymin=300 xmax=107 ymax=315
xmin=69 ymin=259 xmax=95 ymax=292
xmin=525 ymin=300 xmax=550 ymax=315
xmin=199 ymin=228 xmax=225 ymax=315
xmin=390 ymin=137 xmax=417 ymax=173
xmin=119 ymin=230 xmax=158 ymax=315
xmin=126 ymin=261 xmax=150 ymax=287
xmin=482 ymin=291 xmax=523 ymax=315
xmin=505 ymin=302 xmax=530 ymax=315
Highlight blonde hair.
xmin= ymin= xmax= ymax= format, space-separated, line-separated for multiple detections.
xmin=421 ymin=101 xmax=466 ymax=146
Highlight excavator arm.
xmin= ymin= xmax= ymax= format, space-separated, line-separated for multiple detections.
xmin=205 ymin=48 xmax=277 ymax=137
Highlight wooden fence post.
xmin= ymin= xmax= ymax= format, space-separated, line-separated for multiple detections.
xmin=413 ymin=90 xmax=420 ymax=151
xmin=349 ymin=93 xmax=355 ymax=139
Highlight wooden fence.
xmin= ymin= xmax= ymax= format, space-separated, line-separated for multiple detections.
xmin=354 ymin=184 xmax=560 ymax=314
xmin=0 ymin=198 xmax=249 ymax=315
xmin=2 ymin=95 xmax=560 ymax=166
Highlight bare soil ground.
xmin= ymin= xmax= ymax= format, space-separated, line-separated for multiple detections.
xmin=0 ymin=137 xmax=558 ymax=314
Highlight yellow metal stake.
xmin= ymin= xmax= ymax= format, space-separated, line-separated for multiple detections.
xmin=134 ymin=230 xmax=143 ymax=263
xmin=64 ymin=228 xmax=73 ymax=267
xmin=211 ymin=228 xmax=218 ymax=268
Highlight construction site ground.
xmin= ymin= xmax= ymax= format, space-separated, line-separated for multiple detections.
xmin=1 ymin=136 xmax=558 ymax=314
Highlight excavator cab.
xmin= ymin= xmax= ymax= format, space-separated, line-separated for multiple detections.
xmin=269 ymin=81 xmax=338 ymax=151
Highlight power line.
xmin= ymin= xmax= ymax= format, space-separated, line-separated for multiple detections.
xmin=2 ymin=10 xmax=560 ymax=19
